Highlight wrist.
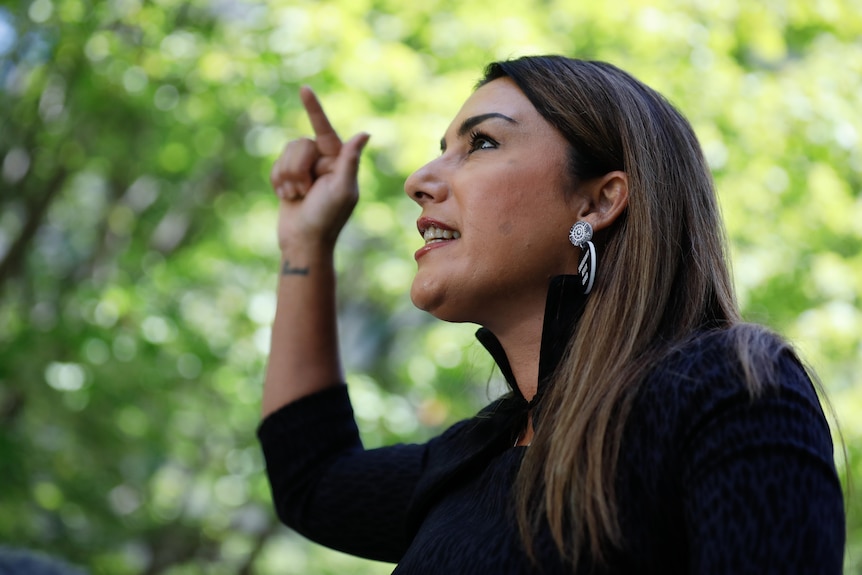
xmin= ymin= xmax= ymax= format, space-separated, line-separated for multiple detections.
xmin=278 ymin=240 xmax=335 ymax=276
xmin=279 ymin=236 xmax=335 ymax=260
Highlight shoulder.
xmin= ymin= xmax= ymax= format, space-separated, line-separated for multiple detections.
xmin=630 ymin=328 xmax=845 ymax=573
xmin=617 ymin=328 xmax=844 ymax=571
xmin=630 ymin=325 xmax=833 ymax=463
xmin=641 ymin=325 xmax=820 ymax=409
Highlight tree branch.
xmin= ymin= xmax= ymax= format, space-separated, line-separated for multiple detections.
xmin=0 ymin=168 xmax=68 ymax=297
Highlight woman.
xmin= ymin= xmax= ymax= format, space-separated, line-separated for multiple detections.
xmin=258 ymin=56 xmax=845 ymax=573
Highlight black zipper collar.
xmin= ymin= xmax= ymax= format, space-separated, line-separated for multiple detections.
xmin=474 ymin=275 xmax=588 ymax=410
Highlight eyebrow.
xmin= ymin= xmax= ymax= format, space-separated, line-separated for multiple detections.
xmin=440 ymin=112 xmax=518 ymax=151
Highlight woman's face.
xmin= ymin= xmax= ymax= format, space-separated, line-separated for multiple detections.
xmin=405 ymin=77 xmax=586 ymax=329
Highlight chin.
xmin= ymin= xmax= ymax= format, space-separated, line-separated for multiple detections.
xmin=411 ymin=294 xmax=478 ymax=325
xmin=409 ymin=280 xmax=438 ymax=314
xmin=410 ymin=280 xmax=464 ymax=323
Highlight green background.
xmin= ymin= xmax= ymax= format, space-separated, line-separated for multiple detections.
xmin=1 ymin=0 xmax=860 ymax=573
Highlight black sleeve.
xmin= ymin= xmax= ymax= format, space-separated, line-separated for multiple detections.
xmin=257 ymin=385 xmax=427 ymax=563
xmin=679 ymin=350 xmax=845 ymax=574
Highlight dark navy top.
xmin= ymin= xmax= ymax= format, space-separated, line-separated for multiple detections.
xmin=257 ymin=278 xmax=845 ymax=574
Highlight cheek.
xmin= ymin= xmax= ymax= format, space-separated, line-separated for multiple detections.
xmin=497 ymin=221 xmax=515 ymax=236
xmin=489 ymin=184 xmax=565 ymax=240
xmin=467 ymin=176 xmax=537 ymax=236
xmin=485 ymin=191 xmax=575 ymax=264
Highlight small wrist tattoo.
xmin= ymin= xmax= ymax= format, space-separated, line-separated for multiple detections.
xmin=281 ymin=260 xmax=310 ymax=276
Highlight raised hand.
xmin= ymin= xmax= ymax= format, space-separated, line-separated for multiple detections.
xmin=270 ymin=86 xmax=370 ymax=252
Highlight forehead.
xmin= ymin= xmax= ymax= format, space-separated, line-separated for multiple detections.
xmin=447 ymin=77 xmax=541 ymax=130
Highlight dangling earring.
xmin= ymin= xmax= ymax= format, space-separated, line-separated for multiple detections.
xmin=568 ymin=221 xmax=597 ymax=295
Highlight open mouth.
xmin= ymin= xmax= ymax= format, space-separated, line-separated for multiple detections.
xmin=422 ymin=225 xmax=461 ymax=244
xmin=417 ymin=217 xmax=461 ymax=246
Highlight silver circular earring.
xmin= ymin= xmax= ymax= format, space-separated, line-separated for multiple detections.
xmin=568 ymin=221 xmax=596 ymax=295
xmin=568 ymin=221 xmax=593 ymax=248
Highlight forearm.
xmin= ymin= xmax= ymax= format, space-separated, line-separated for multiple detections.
xmin=262 ymin=244 xmax=343 ymax=418
xmin=263 ymin=86 xmax=368 ymax=418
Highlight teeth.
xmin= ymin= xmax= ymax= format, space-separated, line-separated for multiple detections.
xmin=422 ymin=226 xmax=461 ymax=242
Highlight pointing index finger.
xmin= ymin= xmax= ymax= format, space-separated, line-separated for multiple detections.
xmin=300 ymin=86 xmax=342 ymax=156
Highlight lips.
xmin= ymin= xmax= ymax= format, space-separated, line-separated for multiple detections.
xmin=415 ymin=217 xmax=460 ymax=260
xmin=417 ymin=217 xmax=461 ymax=244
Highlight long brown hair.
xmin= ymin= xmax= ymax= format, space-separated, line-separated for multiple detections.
xmin=480 ymin=56 xmax=780 ymax=565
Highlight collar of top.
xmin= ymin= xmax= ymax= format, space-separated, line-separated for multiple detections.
xmin=474 ymin=274 xmax=587 ymax=412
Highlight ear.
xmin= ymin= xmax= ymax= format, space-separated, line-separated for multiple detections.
xmin=573 ymin=170 xmax=629 ymax=232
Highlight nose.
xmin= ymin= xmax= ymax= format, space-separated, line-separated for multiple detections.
xmin=404 ymin=157 xmax=448 ymax=204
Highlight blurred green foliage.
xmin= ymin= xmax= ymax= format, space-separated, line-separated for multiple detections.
xmin=0 ymin=0 xmax=860 ymax=573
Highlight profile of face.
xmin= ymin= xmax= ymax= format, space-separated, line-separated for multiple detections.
xmin=404 ymin=78 xmax=590 ymax=331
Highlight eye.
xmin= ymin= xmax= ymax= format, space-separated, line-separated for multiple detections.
xmin=468 ymin=130 xmax=498 ymax=153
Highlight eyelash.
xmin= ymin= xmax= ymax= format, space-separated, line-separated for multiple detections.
xmin=468 ymin=130 xmax=498 ymax=153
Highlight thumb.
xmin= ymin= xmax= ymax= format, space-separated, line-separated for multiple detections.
xmin=334 ymin=132 xmax=371 ymax=179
